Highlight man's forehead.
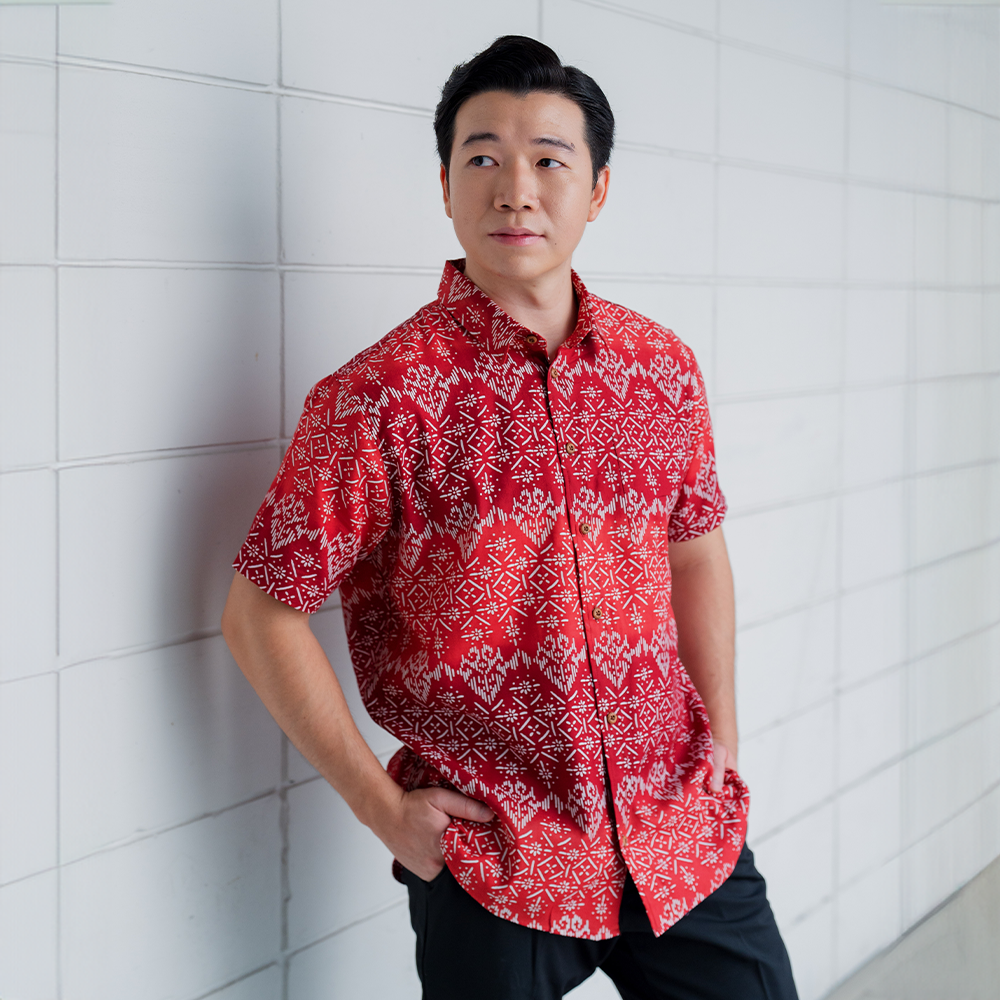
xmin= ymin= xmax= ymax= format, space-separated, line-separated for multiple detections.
xmin=454 ymin=90 xmax=585 ymax=144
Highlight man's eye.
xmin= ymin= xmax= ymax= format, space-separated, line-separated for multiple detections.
xmin=470 ymin=155 xmax=497 ymax=167
xmin=538 ymin=158 xmax=563 ymax=169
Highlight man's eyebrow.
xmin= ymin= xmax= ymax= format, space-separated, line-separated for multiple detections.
xmin=533 ymin=136 xmax=576 ymax=153
xmin=460 ymin=131 xmax=501 ymax=147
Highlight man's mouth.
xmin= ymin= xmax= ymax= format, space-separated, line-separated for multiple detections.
xmin=489 ymin=228 xmax=544 ymax=246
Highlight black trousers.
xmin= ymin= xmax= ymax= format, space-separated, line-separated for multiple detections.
xmin=401 ymin=843 xmax=799 ymax=1000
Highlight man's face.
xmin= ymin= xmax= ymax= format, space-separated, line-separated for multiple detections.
xmin=441 ymin=90 xmax=609 ymax=285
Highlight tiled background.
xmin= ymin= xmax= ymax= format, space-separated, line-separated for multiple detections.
xmin=0 ymin=1 xmax=998 ymax=999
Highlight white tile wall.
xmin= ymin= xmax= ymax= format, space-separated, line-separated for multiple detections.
xmin=0 ymin=61 xmax=55 ymax=263
xmin=58 ymin=0 xmax=278 ymax=84
xmin=58 ymin=67 xmax=277 ymax=263
xmin=0 ymin=266 xmax=55 ymax=469
xmin=719 ymin=47 xmax=844 ymax=173
xmin=715 ymin=287 xmax=842 ymax=396
xmin=0 ymin=470 xmax=56 ymax=681
xmin=286 ymin=779 xmax=404 ymax=949
xmin=717 ymin=167 xmax=844 ymax=280
xmin=0 ymin=869 xmax=58 ymax=1000
xmin=281 ymin=0 xmax=537 ymax=109
xmin=0 ymin=3 xmax=996 ymax=998
xmin=286 ymin=901 xmax=420 ymax=1000
xmin=547 ymin=0 xmax=716 ymax=155
xmin=59 ymin=635 xmax=282 ymax=862
xmin=280 ymin=97 xmax=459 ymax=268
xmin=59 ymin=267 xmax=281 ymax=458
xmin=0 ymin=673 xmax=57 ymax=884
xmin=59 ymin=448 xmax=280 ymax=661
xmin=60 ymin=797 xmax=280 ymax=1000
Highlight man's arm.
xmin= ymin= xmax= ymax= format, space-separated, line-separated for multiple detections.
xmin=667 ymin=526 xmax=738 ymax=792
xmin=220 ymin=571 xmax=493 ymax=880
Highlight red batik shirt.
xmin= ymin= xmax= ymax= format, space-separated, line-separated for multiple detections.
xmin=234 ymin=260 xmax=749 ymax=940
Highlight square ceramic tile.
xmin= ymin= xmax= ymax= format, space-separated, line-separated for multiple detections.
xmin=281 ymin=0 xmax=537 ymax=110
xmin=837 ymin=669 xmax=903 ymax=787
xmin=984 ymin=207 xmax=1000 ymax=287
xmin=718 ymin=167 xmax=843 ymax=281
xmin=715 ymin=393 xmax=840 ymax=512
xmin=286 ymin=779 xmax=404 ymax=949
xmin=59 ymin=267 xmax=280 ymax=459
xmin=0 ymin=266 xmax=55 ymax=469
xmin=0 ymin=869 xmax=57 ymax=1000
xmin=0 ymin=674 xmax=56 ymax=883
xmin=904 ymin=721 xmax=985 ymax=846
xmin=947 ymin=199 xmax=984 ymax=288
xmin=283 ymin=270 xmax=440 ymax=433
xmin=740 ymin=701 xmax=835 ymax=836
xmin=837 ymin=763 xmax=902 ymax=885
xmin=61 ymin=797 xmax=280 ymax=1000
xmin=0 ymin=469 xmax=56 ymax=681
xmin=726 ymin=499 xmax=838 ymax=625
xmin=846 ymin=186 xmax=914 ymax=285
xmin=0 ymin=4 xmax=55 ymax=59
xmin=721 ymin=0 xmax=847 ymax=68
xmin=59 ymin=636 xmax=282 ymax=862
xmin=750 ymin=805 xmax=834 ymax=926
xmin=914 ymin=377 xmax=991 ymax=474
xmin=911 ymin=465 xmax=991 ymax=567
xmin=287 ymin=900 xmax=420 ymax=1000
xmin=915 ymin=291 xmax=983 ymax=381
xmin=59 ymin=447 xmax=280 ymax=661
xmin=780 ymin=901 xmax=834 ymax=1000
xmin=58 ymin=0 xmax=277 ymax=84
xmin=948 ymin=106 xmax=984 ymax=200
xmin=842 ymin=384 xmax=906 ymax=489
xmin=715 ymin=286 xmax=842 ymax=397
xmin=844 ymin=289 xmax=909 ymax=387
xmin=59 ymin=67 xmax=277 ymax=263
xmin=736 ymin=600 xmax=837 ymax=737
xmin=908 ymin=630 xmax=996 ymax=747
xmin=541 ymin=0 xmax=716 ymax=154
xmin=834 ymin=857 xmax=902 ymax=981
xmin=720 ymin=47 xmax=845 ymax=173
xmin=0 ymin=62 xmax=55 ymax=263
xmin=914 ymin=194 xmax=949 ymax=285
xmin=841 ymin=481 xmax=907 ymax=590
xmin=280 ymin=97 xmax=460 ymax=268
xmin=573 ymin=150 xmax=714 ymax=277
xmin=839 ymin=576 xmax=906 ymax=687
xmin=910 ymin=546 xmax=996 ymax=656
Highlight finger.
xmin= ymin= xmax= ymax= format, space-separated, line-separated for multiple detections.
xmin=428 ymin=788 xmax=495 ymax=822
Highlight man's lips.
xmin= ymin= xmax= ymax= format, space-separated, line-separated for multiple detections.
xmin=489 ymin=228 xmax=544 ymax=246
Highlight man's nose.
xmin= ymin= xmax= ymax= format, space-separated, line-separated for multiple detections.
xmin=495 ymin=159 xmax=538 ymax=212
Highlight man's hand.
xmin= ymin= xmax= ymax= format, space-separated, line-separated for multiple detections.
xmin=373 ymin=787 xmax=495 ymax=882
xmin=710 ymin=739 xmax=738 ymax=793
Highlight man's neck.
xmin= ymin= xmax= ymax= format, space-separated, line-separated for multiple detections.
xmin=462 ymin=258 xmax=578 ymax=360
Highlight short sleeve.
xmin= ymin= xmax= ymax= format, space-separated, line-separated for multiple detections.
xmin=667 ymin=357 xmax=727 ymax=542
xmin=233 ymin=375 xmax=393 ymax=613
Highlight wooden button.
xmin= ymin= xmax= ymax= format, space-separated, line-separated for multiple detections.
xmin=564 ymin=442 xmax=576 ymax=454
xmin=606 ymin=711 xmax=618 ymax=725
xmin=580 ymin=523 xmax=591 ymax=535
xmin=592 ymin=605 xmax=603 ymax=620
xmin=525 ymin=334 xmax=538 ymax=344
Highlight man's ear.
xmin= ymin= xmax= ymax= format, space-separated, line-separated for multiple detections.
xmin=587 ymin=165 xmax=610 ymax=222
xmin=440 ymin=164 xmax=453 ymax=220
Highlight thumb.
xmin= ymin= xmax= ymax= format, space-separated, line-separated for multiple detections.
xmin=431 ymin=788 xmax=495 ymax=823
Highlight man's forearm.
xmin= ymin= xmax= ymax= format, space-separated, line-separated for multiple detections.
xmin=668 ymin=527 xmax=738 ymax=756
xmin=221 ymin=572 xmax=403 ymax=828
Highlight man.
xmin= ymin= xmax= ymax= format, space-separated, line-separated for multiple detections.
xmin=223 ymin=35 xmax=798 ymax=1000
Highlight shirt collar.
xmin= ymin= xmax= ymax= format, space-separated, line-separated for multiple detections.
xmin=436 ymin=258 xmax=601 ymax=358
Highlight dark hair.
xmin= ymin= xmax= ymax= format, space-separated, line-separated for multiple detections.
xmin=434 ymin=35 xmax=615 ymax=188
